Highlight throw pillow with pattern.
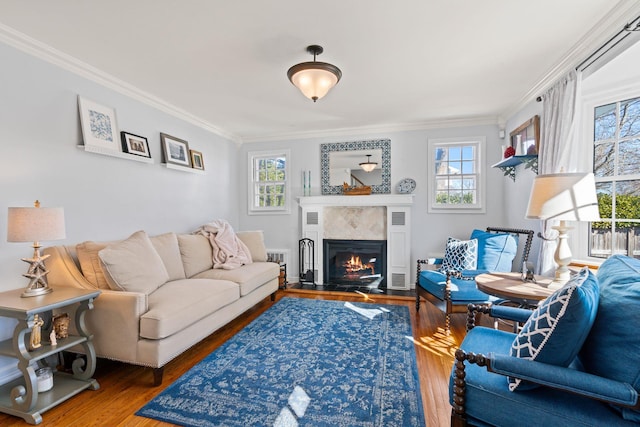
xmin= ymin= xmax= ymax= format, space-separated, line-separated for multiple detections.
xmin=508 ymin=267 xmax=599 ymax=391
xmin=440 ymin=237 xmax=478 ymax=272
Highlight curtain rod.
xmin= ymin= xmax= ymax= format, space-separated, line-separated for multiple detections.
xmin=537 ymin=15 xmax=640 ymax=102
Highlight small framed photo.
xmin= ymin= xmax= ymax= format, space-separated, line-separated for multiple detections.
xmin=120 ymin=132 xmax=151 ymax=158
xmin=190 ymin=150 xmax=205 ymax=170
xmin=78 ymin=96 xmax=120 ymax=152
xmin=160 ymin=133 xmax=191 ymax=167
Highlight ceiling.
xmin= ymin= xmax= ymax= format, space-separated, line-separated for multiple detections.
xmin=0 ymin=1 xmax=638 ymax=143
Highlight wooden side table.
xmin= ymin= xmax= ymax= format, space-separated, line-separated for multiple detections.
xmin=0 ymin=287 xmax=100 ymax=425
xmin=475 ymin=272 xmax=555 ymax=306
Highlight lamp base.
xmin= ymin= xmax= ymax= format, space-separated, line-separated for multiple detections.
xmin=550 ymin=220 xmax=573 ymax=291
xmin=20 ymin=245 xmax=54 ymax=298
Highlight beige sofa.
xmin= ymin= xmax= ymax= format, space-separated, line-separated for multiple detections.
xmin=43 ymin=229 xmax=279 ymax=385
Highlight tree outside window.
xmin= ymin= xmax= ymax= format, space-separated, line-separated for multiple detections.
xmin=248 ymin=150 xmax=290 ymax=214
xmin=590 ymin=96 xmax=640 ymax=258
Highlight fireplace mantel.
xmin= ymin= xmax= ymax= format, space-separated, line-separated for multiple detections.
xmin=298 ymin=194 xmax=414 ymax=290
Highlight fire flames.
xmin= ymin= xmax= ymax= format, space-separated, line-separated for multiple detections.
xmin=343 ymin=255 xmax=375 ymax=275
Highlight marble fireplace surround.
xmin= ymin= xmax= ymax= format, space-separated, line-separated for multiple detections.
xmin=298 ymin=195 xmax=414 ymax=290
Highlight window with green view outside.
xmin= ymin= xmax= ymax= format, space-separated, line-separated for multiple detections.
xmin=249 ymin=150 xmax=289 ymax=213
xmin=591 ymin=96 xmax=640 ymax=258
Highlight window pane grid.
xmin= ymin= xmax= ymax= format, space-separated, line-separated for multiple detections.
xmin=434 ymin=143 xmax=478 ymax=206
xmin=250 ymin=152 xmax=288 ymax=211
xmin=591 ymin=97 xmax=640 ymax=259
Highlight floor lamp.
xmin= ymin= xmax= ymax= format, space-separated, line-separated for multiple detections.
xmin=526 ymin=172 xmax=600 ymax=287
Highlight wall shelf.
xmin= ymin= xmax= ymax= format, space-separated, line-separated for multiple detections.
xmin=77 ymin=145 xmax=154 ymax=164
xmin=492 ymin=155 xmax=538 ymax=181
xmin=162 ymin=163 xmax=206 ymax=175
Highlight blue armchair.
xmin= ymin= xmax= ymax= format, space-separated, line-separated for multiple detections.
xmin=416 ymin=227 xmax=534 ymax=333
xmin=450 ymin=255 xmax=640 ymax=426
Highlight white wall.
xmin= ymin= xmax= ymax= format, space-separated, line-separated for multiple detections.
xmin=0 ymin=41 xmax=239 ymax=379
xmin=239 ymin=124 xmax=511 ymax=283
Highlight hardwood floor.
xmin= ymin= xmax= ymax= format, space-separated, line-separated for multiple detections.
xmin=0 ymin=290 xmax=490 ymax=427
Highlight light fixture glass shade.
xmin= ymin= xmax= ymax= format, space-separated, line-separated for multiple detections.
xmin=7 ymin=206 xmax=66 ymax=242
xmin=525 ymin=172 xmax=600 ymax=221
xmin=288 ymin=63 xmax=341 ymax=102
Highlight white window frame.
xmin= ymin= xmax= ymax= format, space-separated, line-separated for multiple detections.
xmin=247 ymin=149 xmax=291 ymax=215
xmin=427 ymin=137 xmax=486 ymax=214
xmin=575 ymin=84 xmax=640 ymax=262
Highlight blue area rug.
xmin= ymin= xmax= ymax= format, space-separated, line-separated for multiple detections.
xmin=137 ymin=297 xmax=425 ymax=426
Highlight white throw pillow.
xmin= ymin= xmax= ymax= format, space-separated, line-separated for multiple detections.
xmin=99 ymin=230 xmax=169 ymax=295
xmin=177 ymin=234 xmax=213 ymax=277
xmin=236 ymin=230 xmax=267 ymax=262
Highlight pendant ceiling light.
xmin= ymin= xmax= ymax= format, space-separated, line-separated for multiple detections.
xmin=359 ymin=155 xmax=378 ymax=172
xmin=287 ymin=45 xmax=342 ymax=102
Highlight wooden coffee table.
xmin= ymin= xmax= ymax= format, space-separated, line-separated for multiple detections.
xmin=475 ymin=272 xmax=556 ymax=306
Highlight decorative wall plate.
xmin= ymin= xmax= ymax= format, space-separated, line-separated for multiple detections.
xmin=397 ymin=178 xmax=416 ymax=194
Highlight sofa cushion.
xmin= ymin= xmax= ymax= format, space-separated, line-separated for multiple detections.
xmin=509 ymin=267 xmax=599 ymax=391
xmin=580 ymin=255 xmax=640 ymax=422
xmin=193 ymin=261 xmax=279 ymax=296
xmin=177 ymin=234 xmax=213 ymax=277
xmin=140 ymin=278 xmax=239 ymax=339
xmin=150 ymin=232 xmax=186 ymax=281
xmin=236 ymin=230 xmax=268 ymax=262
xmin=441 ymin=237 xmax=477 ymax=272
xmin=470 ymin=229 xmax=517 ymax=272
xmin=418 ymin=270 xmax=498 ymax=303
xmin=99 ymin=230 xmax=169 ymax=295
xmin=76 ymin=241 xmax=110 ymax=289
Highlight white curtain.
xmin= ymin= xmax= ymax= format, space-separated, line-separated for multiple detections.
xmin=536 ymin=69 xmax=582 ymax=275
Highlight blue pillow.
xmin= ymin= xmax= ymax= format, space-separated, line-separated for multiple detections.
xmin=440 ymin=237 xmax=477 ymax=272
xmin=470 ymin=229 xmax=517 ymax=272
xmin=579 ymin=255 xmax=640 ymax=422
xmin=509 ymin=267 xmax=599 ymax=391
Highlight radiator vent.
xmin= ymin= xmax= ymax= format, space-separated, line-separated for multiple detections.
xmin=306 ymin=211 xmax=319 ymax=225
xmin=391 ymin=211 xmax=405 ymax=226
xmin=266 ymin=249 xmax=290 ymax=265
xmin=392 ymin=273 xmax=406 ymax=288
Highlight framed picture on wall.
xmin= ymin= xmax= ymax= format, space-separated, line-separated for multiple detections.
xmin=160 ymin=133 xmax=191 ymax=167
xmin=190 ymin=150 xmax=205 ymax=170
xmin=120 ymin=132 xmax=151 ymax=158
xmin=78 ymin=96 xmax=120 ymax=153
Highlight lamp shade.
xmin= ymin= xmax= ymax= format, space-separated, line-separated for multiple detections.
xmin=287 ymin=45 xmax=342 ymax=102
xmin=525 ymin=172 xmax=600 ymax=221
xmin=7 ymin=206 xmax=66 ymax=242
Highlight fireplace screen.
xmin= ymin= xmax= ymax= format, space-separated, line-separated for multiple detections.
xmin=323 ymin=239 xmax=387 ymax=289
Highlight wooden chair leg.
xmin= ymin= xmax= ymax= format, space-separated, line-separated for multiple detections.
xmin=415 ymin=293 xmax=421 ymax=312
xmin=153 ymin=367 xmax=164 ymax=386
xmin=445 ymin=313 xmax=451 ymax=335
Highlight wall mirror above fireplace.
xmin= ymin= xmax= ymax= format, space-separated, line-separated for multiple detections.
xmin=321 ymin=139 xmax=391 ymax=195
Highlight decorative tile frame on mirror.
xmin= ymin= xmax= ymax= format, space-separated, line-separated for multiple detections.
xmin=321 ymin=139 xmax=391 ymax=195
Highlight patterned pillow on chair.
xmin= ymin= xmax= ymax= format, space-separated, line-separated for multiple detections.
xmin=509 ymin=267 xmax=599 ymax=391
xmin=440 ymin=237 xmax=478 ymax=272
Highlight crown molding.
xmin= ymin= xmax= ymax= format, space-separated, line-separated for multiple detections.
xmin=0 ymin=23 xmax=242 ymax=144
xmin=500 ymin=0 xmax=640 ymax=122
xmin=240 ymin=115 xmax=500 ymax=144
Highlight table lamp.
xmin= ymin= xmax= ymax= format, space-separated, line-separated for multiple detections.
xmin=525 ymin=172 xmax=600 ymax=286
xmin=7 ymin=200 xmax=66 ymax=297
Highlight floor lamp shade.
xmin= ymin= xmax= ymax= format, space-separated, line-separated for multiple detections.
xmin=525 ymin=172 xmax=600 ymax=286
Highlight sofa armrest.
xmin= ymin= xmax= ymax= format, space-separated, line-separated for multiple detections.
xmin=77 ymin=289 xmax=148 ymax=363
xmin=43 ymin=246 xmax=96 ymax=290
xmin=489 ymin=353 xmax=639 ymax=408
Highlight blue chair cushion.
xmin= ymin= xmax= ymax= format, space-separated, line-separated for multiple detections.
xmin=508 ymin=267 xmax=599 ymax=391
xmin=470 ymin=229 xmax=518 ymax=272
xmin=580 ymin=255 xmax=640 ymax=422
xmin=418 ymin=270 xmax=497 ymax=303
xmin=450 ymin=326 xmax=636 ymax=426
xmin=440 ymin=237 xmax=477 ymax=272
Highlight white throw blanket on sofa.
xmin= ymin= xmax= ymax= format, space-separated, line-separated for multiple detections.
xmin=196 ymin=220 xmax=253 ymax=270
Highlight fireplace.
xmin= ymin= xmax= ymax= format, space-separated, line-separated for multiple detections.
xmin=323 ymin=239 xmax=387 ymax=289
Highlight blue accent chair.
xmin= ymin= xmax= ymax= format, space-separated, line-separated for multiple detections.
xmin=450 ymin=255 xmax=640 ymax=426
xmin=415 ymin=227 xmax=534 ymax=333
